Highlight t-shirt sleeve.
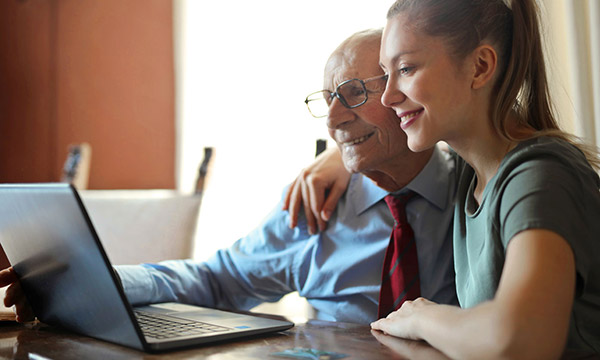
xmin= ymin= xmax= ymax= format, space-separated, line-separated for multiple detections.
xmin=498 ymin=158 xmax=590 ymax=292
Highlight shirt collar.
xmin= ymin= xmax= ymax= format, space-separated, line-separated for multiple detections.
xmin=350 ymin=146 xmax=454 ymax=215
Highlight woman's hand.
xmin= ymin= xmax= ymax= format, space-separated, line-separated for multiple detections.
xmin=372 ymin=230 xmax=575 ymax=360
xmin=370 ymin=329 xmax=451 ymax=360
xmin=371 ymin=297 xmax=436 ymax=341
xmin=0 ymin=267 xmax=34 ymax=322
xmin=283 ymin=147 xmax=351 ymax=234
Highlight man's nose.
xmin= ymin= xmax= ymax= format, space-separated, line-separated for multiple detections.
xmin=326 ymin=98 xmax=354 ymax=129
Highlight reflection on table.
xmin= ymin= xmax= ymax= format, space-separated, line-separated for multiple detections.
xmin=0 ymin=318 xmax=597 ymax=360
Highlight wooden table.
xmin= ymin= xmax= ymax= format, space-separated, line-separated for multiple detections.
xmin=0 ymin=318 xmax=597 ymax=359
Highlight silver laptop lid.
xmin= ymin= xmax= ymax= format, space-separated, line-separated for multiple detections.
xmin=0 ymin=183 xmax=146 ymax=350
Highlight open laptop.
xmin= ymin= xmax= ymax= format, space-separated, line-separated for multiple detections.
xmin=0 ymin=183 xmax=293 ymax=352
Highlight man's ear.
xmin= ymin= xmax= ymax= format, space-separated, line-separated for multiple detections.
xmin=471 ymin=45 xmax=498 ymax=89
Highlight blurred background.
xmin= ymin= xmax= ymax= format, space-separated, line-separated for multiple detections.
xmin=0 ymin=0 xmax=598 ymax=261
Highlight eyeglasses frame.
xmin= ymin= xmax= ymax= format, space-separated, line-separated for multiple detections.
xmin=304 ymin=74 xmax=387 ymax=118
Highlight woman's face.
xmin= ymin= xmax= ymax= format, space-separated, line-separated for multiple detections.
xmin=379 ymin=13 xmax=476 ymax=152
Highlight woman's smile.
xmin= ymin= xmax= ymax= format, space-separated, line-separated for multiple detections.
xmin=397 ymin=109 xmax=423 ymax=130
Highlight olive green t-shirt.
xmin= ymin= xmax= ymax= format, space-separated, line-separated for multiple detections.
xmin=453 ymin=136 xmax=600 ymax=353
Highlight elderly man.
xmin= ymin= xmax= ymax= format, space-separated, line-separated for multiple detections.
xmin=1 ymin=29 xmax=456 ymax=325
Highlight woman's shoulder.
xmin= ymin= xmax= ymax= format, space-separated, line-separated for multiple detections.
xmin=511 ymin=136 xmax=581 ymax=155
xmin=502 ymin=137 xmax=598 ymax=182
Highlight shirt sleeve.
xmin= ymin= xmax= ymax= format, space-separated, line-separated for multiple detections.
xmin=115 ymin=196 xmax=311 ymax=310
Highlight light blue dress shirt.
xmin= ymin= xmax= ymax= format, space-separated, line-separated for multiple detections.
xmin=116 ymin=147 xmax=457 ymax=324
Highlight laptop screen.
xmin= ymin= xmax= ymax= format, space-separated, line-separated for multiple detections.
xmin=0 ymin=184 xmax=145 ymax=350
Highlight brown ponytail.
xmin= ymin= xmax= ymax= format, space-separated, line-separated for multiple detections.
xmin=495 ymin=0 xmax=555 ymax=137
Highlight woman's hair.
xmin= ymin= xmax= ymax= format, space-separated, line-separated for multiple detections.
xmin=387 ymin=0 xmax=600 ymax=169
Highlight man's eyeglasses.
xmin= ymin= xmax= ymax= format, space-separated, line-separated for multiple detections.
xmin=304 ymin=74 xmax=387 ymax=118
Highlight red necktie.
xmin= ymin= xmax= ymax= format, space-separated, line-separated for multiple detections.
xmin=377 ymin=192 xmax=420 ymax=318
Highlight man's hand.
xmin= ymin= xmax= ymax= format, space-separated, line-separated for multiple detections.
xmin=283 ymin=147 xmax=350 ymax=234
xmin=0 ymin=267 xmax=34 ymax=322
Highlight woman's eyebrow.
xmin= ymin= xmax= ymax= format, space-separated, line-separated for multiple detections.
xmin=381 ymin=49 xmax=419 ymax=68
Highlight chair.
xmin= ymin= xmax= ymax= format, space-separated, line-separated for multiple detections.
xmin=80 ymin=190 xmax=202 ymax=265
xmin=79 ymin=147 xmax=216 ymax=265
xmin=61 ymin=143 xmax=92 ymax=190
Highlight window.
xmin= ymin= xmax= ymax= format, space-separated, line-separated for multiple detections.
xmin=174 ymin=1 xmax=394 ymax=258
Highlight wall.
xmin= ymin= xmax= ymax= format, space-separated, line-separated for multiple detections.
xmin=0 ymin=0 xmax=55 ymax=183
xmin=0 ymin=0 xmax=175 ymax=189
xmin=543 ymin=0 xmax=576 ymax=134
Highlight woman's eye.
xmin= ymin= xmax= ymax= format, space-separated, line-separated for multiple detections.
xmin=399 ymin=67 xmax=414 ymax=76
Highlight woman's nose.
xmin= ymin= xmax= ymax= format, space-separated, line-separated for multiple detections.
xmin=381 ymin=75 xmax=406 ymax=109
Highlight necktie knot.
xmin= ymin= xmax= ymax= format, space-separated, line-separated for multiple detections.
xmin=384 ymin=191 xmax=416 ymax=225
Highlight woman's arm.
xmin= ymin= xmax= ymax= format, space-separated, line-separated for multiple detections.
xmin=282 ymin=146 xmax=350 ymax=233
xmin=372 ymin=229 xmax=575 ymax=360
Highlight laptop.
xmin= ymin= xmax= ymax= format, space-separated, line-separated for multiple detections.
xmin=0 ymin=183 xmax=293 ymax=352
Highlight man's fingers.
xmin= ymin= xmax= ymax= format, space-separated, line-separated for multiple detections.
xmin=0 ymin=267 xmax=17 ymax=288
xmin=5 ymin=282 xmax=34 ymax=322
xmin=301 ymin=181 xmax=317 ymax=235
xmin=286 ymin=180 xmax=303 ymax=229
xmin=4 ymin=281 xmax=22 ymax=307
xmin=307 ymin=179 xmax=328 ymax=232
xmin=14 ymin=297 xmax=34 ymax=322
xmin=282 ymin=179 xmax=295 ymax=211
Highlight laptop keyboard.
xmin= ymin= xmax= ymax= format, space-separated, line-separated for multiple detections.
xmin=134 ymin=310 xmax=232 ymax=339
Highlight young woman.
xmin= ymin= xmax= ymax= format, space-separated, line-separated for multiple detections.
xmin=285 ymin=0 xmax=600 ymax=358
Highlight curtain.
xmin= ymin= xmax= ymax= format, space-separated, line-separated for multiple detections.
xmin=565 ymin=0 xmax=600 ymax=148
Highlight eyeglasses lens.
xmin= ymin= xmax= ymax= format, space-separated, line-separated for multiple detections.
xmin=305 ymin=79 xmax=369 ymax=118
xmin=337 ymin=79 xmax=367 ymax=107
xmin=306 ymin=90 xmax=331 ymax=118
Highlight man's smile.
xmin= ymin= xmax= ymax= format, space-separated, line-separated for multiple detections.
xmin=340 ymin=132 xmax=375 ymax=147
